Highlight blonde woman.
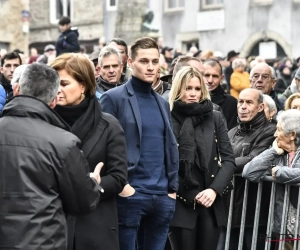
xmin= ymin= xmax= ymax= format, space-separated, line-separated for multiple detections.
xmin=285 ymin=93 xmax=300 ymax=110
xmin=168 ymin=66 xmax=236 ymax=250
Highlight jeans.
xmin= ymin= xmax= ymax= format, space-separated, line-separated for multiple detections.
xmin=117 ymin=191 xmax=176 ymax=250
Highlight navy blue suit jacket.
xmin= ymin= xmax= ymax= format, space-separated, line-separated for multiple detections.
xmin=100 ymin=79 xmax=179 ymax=193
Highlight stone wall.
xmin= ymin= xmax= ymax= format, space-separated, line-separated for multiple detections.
xmin=114 ymin=0 xmax=148 ymax=44
xmin=0 ymin=0 xmax=29 ymax=54
xmin=29 ymin=0 xmax=104 ymax=48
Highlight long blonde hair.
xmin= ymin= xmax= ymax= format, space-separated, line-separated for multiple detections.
xmin=169 ymin=66 xmax=210 ymax=110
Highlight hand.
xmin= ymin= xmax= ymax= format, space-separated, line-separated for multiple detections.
xmin=90 ymin=162 xmax=104 ymax=185
xmin=272 ymin=140 xmax=284 ymax=155
xmin=272 ymin=166 xmax=280 ymax=180
xmin=195 ymin=188 xmax=217 ymax=208
xmin=168 ymin=193 xmax=176 ymax=200
xmin=119 ymin=184 xmax=135 ymax=197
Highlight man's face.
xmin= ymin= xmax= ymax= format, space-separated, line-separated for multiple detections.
xmin=250 ymin=64 xmax=276 ymax=95
xmin=294 ymin=78 xmax=300 ymax=92
xmin=109 ymin=42 xmax=128 ymax=67
xmin=99 ymin=54 xmax=123 ymax=83
xmin=237 ymin=89 xmax=264 ymax=123
xmin=187 ymin=60 xmax=205 ymax=74
xmin=59 ymin=24 xmax=70 ymax=33
xmin=203 ymin=64 xmax=224 ymax=91
xmin=129 ymin=48 xmax=159 ymax=83
xmin=0 ymin=58 xmax=21 ymax=81
xmin=164 ymin=50 xmax=173 ymax=59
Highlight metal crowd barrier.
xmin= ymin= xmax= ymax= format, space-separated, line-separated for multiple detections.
xmin=224 ymin=175 xmax=300 ymax=250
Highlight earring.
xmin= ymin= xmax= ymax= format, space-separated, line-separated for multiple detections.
xmin=81 ymin=93 xmax=85 ymax=100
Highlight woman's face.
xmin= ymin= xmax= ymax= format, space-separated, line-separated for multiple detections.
xmin=180 ymin=77 xmax=202 ymax=104
xmin=57 ymin=69 xmax=85 ymax=106
xmin=291 ymin=98 xmax=300 ymax=111
xmin=274 ymin=122 xmax=295 ymax=151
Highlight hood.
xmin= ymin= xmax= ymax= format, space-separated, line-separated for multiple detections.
xmin=291 ymin=79 xmax=298 ymax=94
xmin=63 ymin=27 xmax=79 ymax=37
xmin=2 ymin=95 xmax=70 ymax=131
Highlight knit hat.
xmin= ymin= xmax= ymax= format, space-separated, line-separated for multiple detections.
xmin=295 ymin=68 xmax=300 ymax=80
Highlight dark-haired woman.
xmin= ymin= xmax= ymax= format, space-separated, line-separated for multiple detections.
xmin=51 ymin=53 xmax=127 ymax=250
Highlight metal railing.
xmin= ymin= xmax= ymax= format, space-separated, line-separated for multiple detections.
xmin=224 ymin=175 xmax=300 ymax=250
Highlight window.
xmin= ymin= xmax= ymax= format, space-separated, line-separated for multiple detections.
xmin=201 ymin=0 xmax=224 ymax=9
xmin=165 ymin=0 xmax=185 ymax=12
xmin=50 ymin=0 xmax=73 ymax=24
xmin=106 ymin=0 xmax=118 ymax=11
xmin=0 ymin=0 xmax=8 ymax=7
xmin=251 ymin=0 xmax=274 ymax=5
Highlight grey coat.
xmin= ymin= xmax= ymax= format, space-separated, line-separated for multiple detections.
xmin=242 ymin=148 xmax=300 ymax=234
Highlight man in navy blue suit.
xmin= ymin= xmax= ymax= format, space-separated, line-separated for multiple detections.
xmin=100 ymin=37 xmax=179 ymax=250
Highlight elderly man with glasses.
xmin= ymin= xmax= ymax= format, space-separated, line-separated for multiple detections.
xmin=250 ymin=62 xmax=284 ymax=111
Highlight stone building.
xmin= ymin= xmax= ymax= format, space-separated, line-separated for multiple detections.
xmin=0 ymin=0 xmax=29 ymax=54
xmin=29 ymin=0 xmax=104 ymax=53
xmin=158 ymin=0 xmax=300 ymax=60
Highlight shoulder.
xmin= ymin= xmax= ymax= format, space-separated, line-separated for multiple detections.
xmin=0 ymin=84 xmax=5 ymax=96
xmin=105 ymin=82 xmax=127 ymax=97
xmin=101 ymin=112 xmax=122 ymax=128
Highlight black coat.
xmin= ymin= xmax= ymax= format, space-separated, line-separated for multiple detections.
xmin=56 ymin=28 xmax=80 ymax=56
xmin=170 ymin=110 xmax=236 ymax=229
xmin=0 ymin=96 xmax=101 ymax=250
xmin=210 ymin=85 xmax=238 ymax=130
xmin=228 ymin=111 xmax=276 ymax=227
xmin=64 ymin=98 xmax=128 ymax=250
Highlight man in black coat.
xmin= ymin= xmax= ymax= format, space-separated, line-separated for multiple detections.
xmin=228 ymin=88 xmax=276 ymax=250
xmin=0 ymin=63 xmax=102 ymax=250
xmin=56 ymin=16 xmax=80 ymax=56
xmin=203 ymin=58 xmax=238 ymax=130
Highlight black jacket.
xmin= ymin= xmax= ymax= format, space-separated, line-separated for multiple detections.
xmin=170 ymin=110 xmax=236 ymax=229
xmin=0 ymin=75 xmax=12 ymax=98
xmin=62 ymin=97 xmax=128 ymax=250
xmin=0 ymin=96 xmax=101 ymax=250
xmin=228 ymin=111 xmax=276 ymax=227
xmin=210 ymin=85 xmax=238 ymax=130
xmin=269 ymin=90 xmax=284 ymax=111
xmin=56 ymin=28 xmax=80 ymax=56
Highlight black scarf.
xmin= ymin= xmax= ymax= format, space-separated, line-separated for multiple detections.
xmin=172 ymin=99 xmax=213 ymax=189
xmin=54 ymin=96 xmax=101 ymax=146
xmin=210 ymin=84 xmax=226 ymax=106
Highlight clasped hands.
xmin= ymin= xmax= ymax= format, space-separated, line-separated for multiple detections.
xmin=271 ymin=140 xmax=284 ymax=180
xmin=195 ymin=188 xmax=217 ymax=208
xmin=90 ymin=162 xmax=105 ymax=192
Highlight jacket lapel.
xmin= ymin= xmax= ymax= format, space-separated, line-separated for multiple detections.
xmin=126 ymin=82 xmax=142 ymax=139
xmin=203 ymin=115 xmax=215 ymax=162
xmin=81 ymin=120 xmax=107 ymax=158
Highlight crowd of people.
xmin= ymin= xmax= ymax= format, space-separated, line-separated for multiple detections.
xmin=1 ymin=15 xmax=300 ymax=250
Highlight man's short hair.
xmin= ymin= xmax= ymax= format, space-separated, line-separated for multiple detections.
xmin=19 ymin=63 xmax=60 ymax=104
xmin=110 ymin=38 xmax=128 ymax=55
xmin=172 ymin=55 xmax=201 ymax=77
xmin=1 ymin=52 xmax=22 ymax=67
xmin=203 ymin=58 xmax=223 ymax=75
xmin=11 ymin=65 xmax=28 ymax=87
xmin=130 ymin=37 xmax=159 ymax=60
xmin=58 ymin=16 xmax=71 ymax=26
xmin=98 ymin=46 xmax=122 ymax=67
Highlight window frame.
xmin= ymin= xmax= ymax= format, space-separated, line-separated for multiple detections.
xmin=164 ymin=0 xmax=185 ymax=12
xmin=49 ymin=0 xmax=73 ymax=25
xmin=251 ymin=0 xmax=274 ymax=6
xmin=106 ymin=0 xmax=118 ymax=11
xmin=201 ymin=0 xmax=224 ymax=10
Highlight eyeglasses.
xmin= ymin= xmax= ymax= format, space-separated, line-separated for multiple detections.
xmin=251 ymin=74 xmax=273 ymax=81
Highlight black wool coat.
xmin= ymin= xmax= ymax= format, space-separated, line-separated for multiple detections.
xmin=66 ymin=102 xmax=128 ymax=250
xmin=170 ymin=110 xmax=236 ymax=229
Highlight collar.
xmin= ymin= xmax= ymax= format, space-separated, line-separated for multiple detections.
xmin=2 ymin=95 xmax=70 ymax=131
xmin=237 ymin=111 xmax=268 ymax=132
